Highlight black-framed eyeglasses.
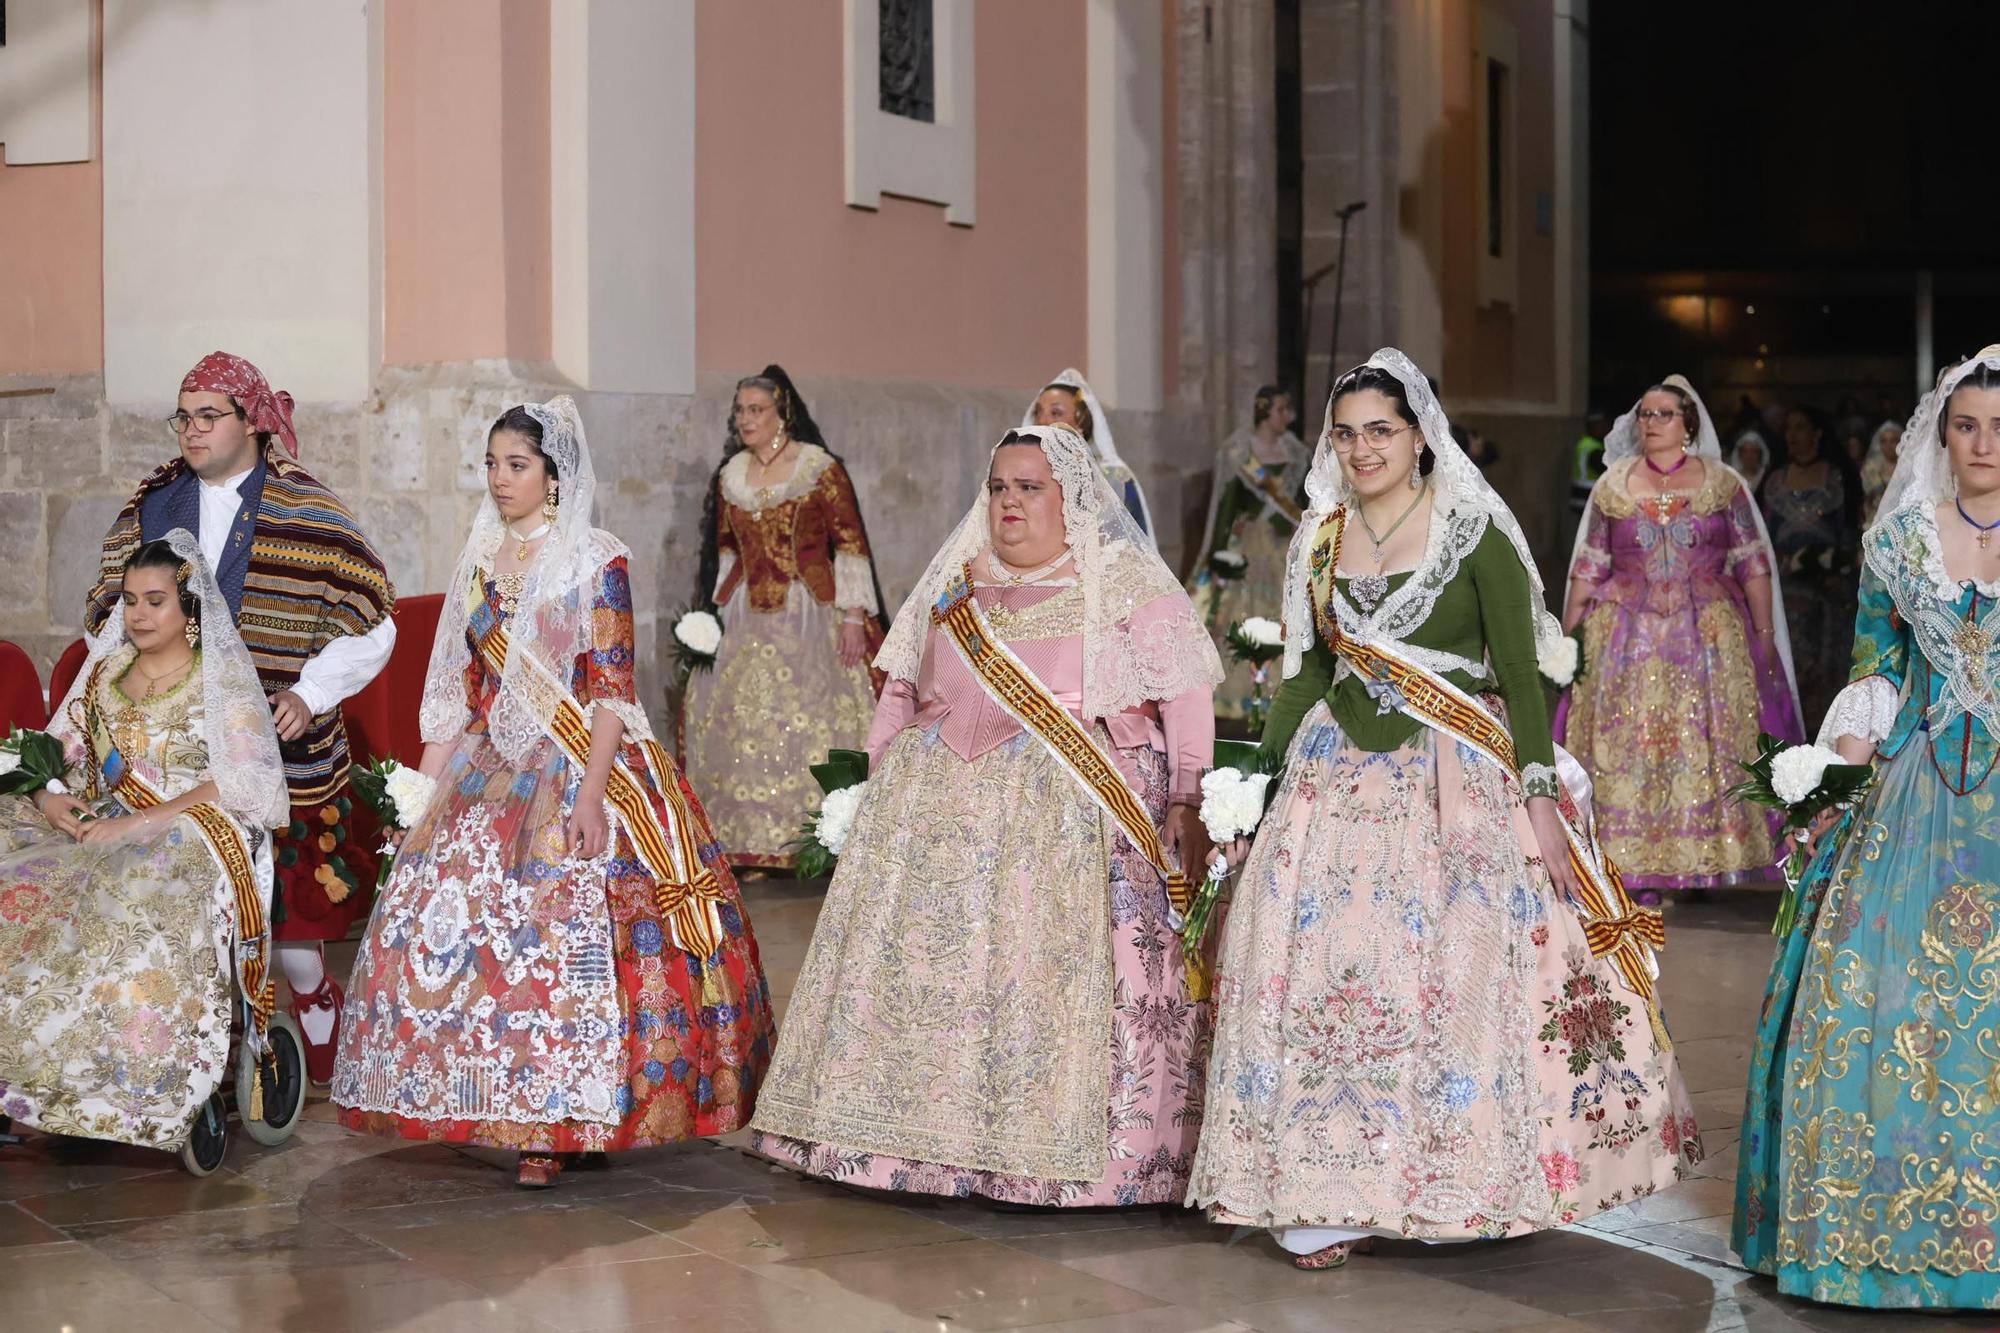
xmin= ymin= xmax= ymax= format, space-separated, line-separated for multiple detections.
xmin=166 ymin=408 xmax=245 ymax=437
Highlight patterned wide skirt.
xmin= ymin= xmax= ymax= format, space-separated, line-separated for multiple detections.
xmin=332 ymin=730 xmax=776 ymax=1151
xmin=1734 ymin=740 xmax=2000 ymax=1310
xmin=751 ymin=724 xmax=1209 ymax=1206
xmin=1189 ymin=702 xmax=1701 ymax=1236
xmin=681 ymin=583 xmax=878 ymax=867
xmin=0 ymin=793 xmax=235 ymax=1149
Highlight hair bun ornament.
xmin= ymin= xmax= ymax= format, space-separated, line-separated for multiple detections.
xmin=177 ymin=560 xmax=194 ymax=584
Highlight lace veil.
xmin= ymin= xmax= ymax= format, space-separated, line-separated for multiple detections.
xmin=1022 ymin=368 xmax=1157 ymax=540
xmin=1281 ymin=347 xmax=1560 ymax=680
xmin=51 ymin=527 xmax=289 ymax=830
xmin=420 ymin=395 xmax=649 ymax=764
xmin=1859 ymin=345 xmax=2000 ymax=737
xmin=1568 ymin=375 xmax=1800 ymax=724
xmin=874 ymin=424 xmax=1220 ymax=718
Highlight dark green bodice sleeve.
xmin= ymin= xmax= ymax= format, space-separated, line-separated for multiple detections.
xmin=1257 ymin=522 xmax=1558 ymax=796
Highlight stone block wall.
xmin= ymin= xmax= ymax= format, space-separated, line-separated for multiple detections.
xmin=1 ymin=364 xmax=1212 ymax=737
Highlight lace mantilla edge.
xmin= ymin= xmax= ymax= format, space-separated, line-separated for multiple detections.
xmin=720 ymin=445 xmax=835 ymax=512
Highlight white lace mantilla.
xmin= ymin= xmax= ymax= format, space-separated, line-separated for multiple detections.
xmin=719 ymin=444 xmax=835 ymax=512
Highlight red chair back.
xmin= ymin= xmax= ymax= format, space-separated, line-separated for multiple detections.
xmin=46 ymin=638 xmax=88 ymax=721
xmin=344 ymin=593 xmax=445 ymax=768
xmin=0 ymin=641 xmax=49 ymax=732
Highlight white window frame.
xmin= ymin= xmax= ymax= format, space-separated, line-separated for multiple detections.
xmin=844 ymin=0 xmax=976 ymax=226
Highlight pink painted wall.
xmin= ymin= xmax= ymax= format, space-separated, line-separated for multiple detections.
xmin=694 ymin=1 xmax=1088 ymax=389
xmin=382 ymin=0 xmax=550 ymax=365
xmin=0 ymin=13 xmax=103 ymax=379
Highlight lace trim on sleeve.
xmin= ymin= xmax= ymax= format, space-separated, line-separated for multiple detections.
xmin=1815 ymin=675 xmax=1899 ymax=749
xmin=833 ymin=552 xmax=879 ymax=614
xmin=584 ymin=697 xmax=656 ymax=745
xmin=713 ymin=552 xmax=737 ymax=601
xmin=1520 ymin=762 xmax=1559 ymax=800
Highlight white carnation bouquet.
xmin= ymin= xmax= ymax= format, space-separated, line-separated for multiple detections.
xmin=1224 ymin=616 xmax=1286 ymax=730
xmin=1207 ymin=547 xmax=1247 ymax=581
xmin=347 ymin=757 xmax=439 ymax=886
xmin=1538 ymin=629 xmax=1585 ymax=689
xmin=1725 ymin=732 xmax=1873 ymax=935
xmin=786 ymin=748 xmax=869 ymax=880
xmin=1172 ymin=740 xmax=1278 ymax=982
xmin=672 ymin=607 xmax=723 ymax=682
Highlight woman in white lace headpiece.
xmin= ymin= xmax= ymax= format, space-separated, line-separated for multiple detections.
xmin=752 ymin=424 xmax=1222 ymax=1207
xmin=0 ymin=530 xmax=289 ymax=1151
xmin=1189 ymin=350 xmax=1699 ymax=1269
xmin=1731 ymin=427 xmax=1771 ymax=492
xmin=1185 ymin=383 xmax=1311 ymax=720
xmin=1858 ymin=416 xmax=1901 ymax=525
xmin=1734 ymin=347 xmax=2000 ymax=1311
xmin=1026 ymin=367 xmax=1158 ymax=543
xmin=1558 ymin=375 xmax=1804 ymax=904
xmin=334 ymin=395 xmax=775 ymax=1190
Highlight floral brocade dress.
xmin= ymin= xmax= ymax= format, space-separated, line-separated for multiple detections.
xmin=1735 ymin=507 xmax=2000 ymax=1310
xmin=1561 ymin=459 xmax=1802 ymax=890
xmin=683 ymin=446 xmax=883 ymax=867
xmin=1187 ymin=429 xmax=1311 ymax=721
xmin=1190 ymin=522 xmax=1700 ymax=1238
xmin=751 ymin=578 xmax=1213 ymax=1206
xmin=0 ymin=653 xmax=263 ymax=1148
xmin=334 ymin=557 xmax=775 ymax=1150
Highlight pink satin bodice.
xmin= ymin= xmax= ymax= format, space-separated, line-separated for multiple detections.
xmin=864 ymin=582 xmax=1212 ymax=805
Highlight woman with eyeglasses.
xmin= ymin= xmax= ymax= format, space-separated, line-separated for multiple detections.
xmin=1557 ymin=379 xmax=1804 ymax=905
xmin=681 ymin=365 xmax=887 ymax=870
xmin=1189 ymin=352 xmax=1699 ymax=1270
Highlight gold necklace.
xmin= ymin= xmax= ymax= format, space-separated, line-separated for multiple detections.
xmin=1356 ymin=481 xmax=1428 ymax=565
xmin=130 ymin=655 xmax=194 ymax=701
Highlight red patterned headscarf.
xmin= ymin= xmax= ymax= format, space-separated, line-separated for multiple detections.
xmin=180 ymin=351 xmax=298 ymax=458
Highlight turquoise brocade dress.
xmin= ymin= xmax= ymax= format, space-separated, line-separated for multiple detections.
xmin=1734 ymin=506 xmax=2000 ymax=1310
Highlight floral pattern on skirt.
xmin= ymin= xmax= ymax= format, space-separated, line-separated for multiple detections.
xmin=1734 ymin=738 xmax=2000 ymax=1310
xmin=1189 ymin=702 xmax=1700 ymax=1236
xmin=752 ymin=725 xmax=1209 ymax=1206
xmin=0 ymin=793 xmax=235 ymax=1149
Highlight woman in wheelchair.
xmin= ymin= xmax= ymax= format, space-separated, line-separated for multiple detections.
xmin=0 ymin=531 xmax=295 ymax=1163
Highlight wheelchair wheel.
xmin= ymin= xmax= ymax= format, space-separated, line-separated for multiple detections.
xmin=240 ymin=1011 xmax=307 ymax=1147
xmin=178 ymin=1090 xmax=228 ymax=1175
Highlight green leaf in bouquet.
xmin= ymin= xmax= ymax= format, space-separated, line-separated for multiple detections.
xmin=809 ymin=748 xmax=869 ymax=795
xmin=785 ymin=812 xmax=838 ymax=880
xmin=346 ymin=761 xmax=391 ymax=817
xmin=1211 ymin=739 xmax=1264 ymax=778
xmin=0 ymin=726 xmax=70 ymax=797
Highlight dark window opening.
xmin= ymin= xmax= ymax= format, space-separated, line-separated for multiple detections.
xmin=880 ymin=0 xmax=935 ymax=123
xmin=1486 ymin=58 xmax=1508 ymax=258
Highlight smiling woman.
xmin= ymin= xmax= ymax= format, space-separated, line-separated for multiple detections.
xmin=751 ymin=424 xmax=1223 ymax=1208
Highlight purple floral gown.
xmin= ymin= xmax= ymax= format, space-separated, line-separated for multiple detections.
xmin=1559 ymin=459 xmax=1804 ymax=891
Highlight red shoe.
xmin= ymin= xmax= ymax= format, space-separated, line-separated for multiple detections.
xmin=289 ymin=975 xmax=345 ymax=1087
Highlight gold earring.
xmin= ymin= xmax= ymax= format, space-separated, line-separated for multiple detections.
xmin=542 ymin=488 xmax=559 ymax=522
xmin=185 ymin=619 xmax=200 ymax=648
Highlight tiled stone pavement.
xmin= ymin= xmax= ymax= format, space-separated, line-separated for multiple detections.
xmin=3 ymin=882 xmax=1993 ymax=1332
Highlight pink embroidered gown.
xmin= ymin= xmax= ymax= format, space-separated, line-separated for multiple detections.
xmin=750 ymin=579 xmax=1214 ymax=1205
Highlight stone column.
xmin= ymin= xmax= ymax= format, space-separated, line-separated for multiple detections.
xmin=1299 ymin=0 xmax=1400 ymax=405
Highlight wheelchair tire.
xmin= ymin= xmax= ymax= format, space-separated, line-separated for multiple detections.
xmin=178 ymin=1091 xmax=228 ymax=1175
xmin=239 ymin=1011 xmax=307 ymax=1147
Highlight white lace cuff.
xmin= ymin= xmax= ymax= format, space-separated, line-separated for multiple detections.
xmin=1816 ymin=676 xmax=1898 ymax=749
xmin=834 ymin=552 xmax=879 ymax=614
xmin=585 ymin=698 xmax=655 ymax=744
xmin=1521 ymin=762 xmax=1559 ymax=800
xmin=713 ymin=552 xmax=737 ymax=600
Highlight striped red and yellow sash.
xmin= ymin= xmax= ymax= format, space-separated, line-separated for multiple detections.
xmin=932 ymin=566 xmax=1208 ymax=1000
xmin=1307 ymin=511 xmax=1668 ymax=1011
xmin=473 ymin=620 xmax=726 ymax=961
xmin=78 ymin=657 xmax=277 ymax=1039
xmin=115 ymin=766 xmax=276 ymax=1040
xmin=1239 ymin=461 xmax=1304 ymax=527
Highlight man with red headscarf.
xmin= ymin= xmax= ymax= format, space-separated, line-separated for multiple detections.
xmin=87 ymin=351 xmax=396 ymax=1084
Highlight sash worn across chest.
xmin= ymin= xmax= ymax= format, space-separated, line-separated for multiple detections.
xmin=1307 ymin=512 xmax=1669 ymax=1016
xmin=471 ymin=612 xmax=727 ymax=963
xmin=79 ymin=659 xmax=276 ymax=1053
xmin=932 ymin=565 xmax=1206 ymax=999
xmin=1238 ymin=460 xmax=1303 ymax=527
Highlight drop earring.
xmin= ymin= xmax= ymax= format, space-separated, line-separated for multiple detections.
xmin=185 ymin=619 xmax=200 ymax=648
xmin=542 ymin=487 xmax=559 ymax=523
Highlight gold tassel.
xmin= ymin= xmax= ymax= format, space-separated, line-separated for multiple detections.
xmin=1183 ymin=954 xmax=1211 ymax=1005
xmin=248 ymin=1053 xmax=265 ymax=1122
xmin=699 ymin=963 xmax=725 ymax=1010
